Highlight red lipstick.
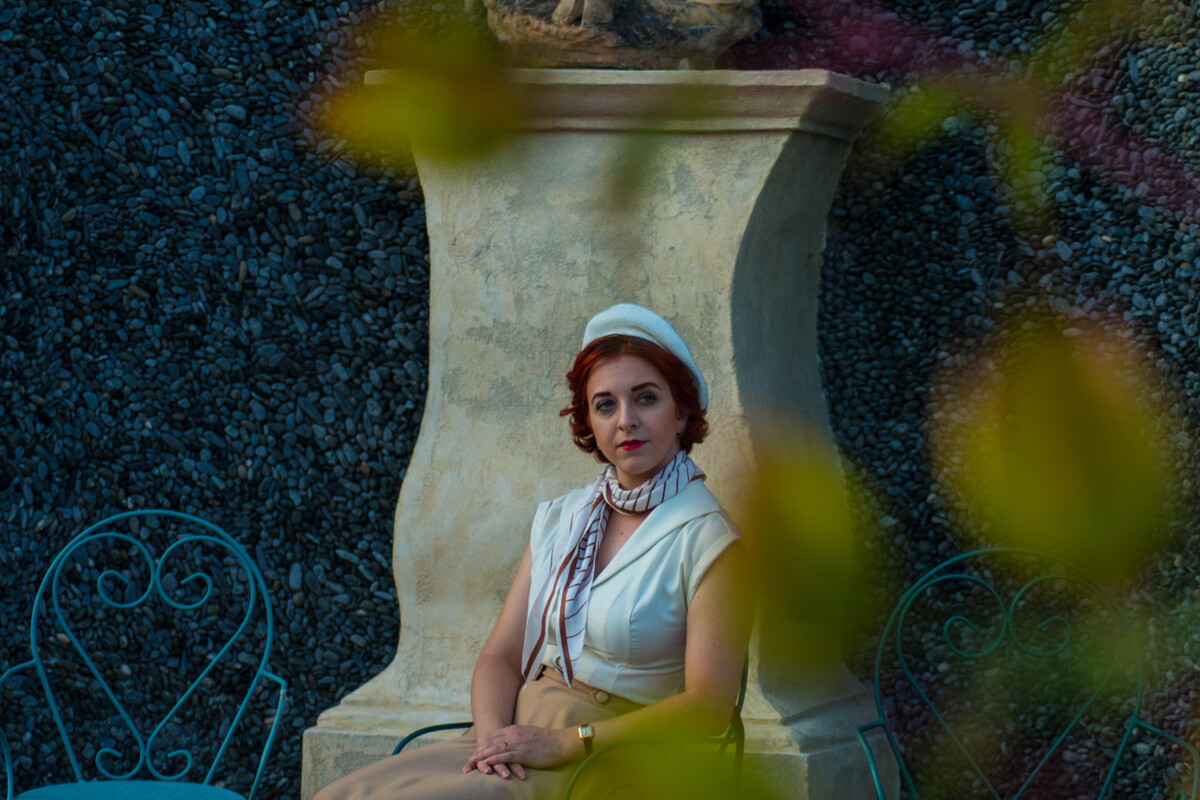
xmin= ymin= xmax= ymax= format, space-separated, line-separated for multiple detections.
xmin=618 ymin=440 xmax=646 ymax=451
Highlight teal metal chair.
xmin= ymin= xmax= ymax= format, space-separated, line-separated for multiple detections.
xmin=858 ymin=548 xmax=1199 ymax=800
xmin=393 ymin=661 xmax=748 ymax=797
xmin=1 ymin=511 xmax=288 ymax=800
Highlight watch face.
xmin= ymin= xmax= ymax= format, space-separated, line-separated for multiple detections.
xmin=579 ymin=724 xmax=594 ymax=738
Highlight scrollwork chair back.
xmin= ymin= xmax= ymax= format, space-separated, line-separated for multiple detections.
xmin=0 ymin=510 xmax=288 ymax=800
xmin=857 ymin=548 xmax=1198 ymax=800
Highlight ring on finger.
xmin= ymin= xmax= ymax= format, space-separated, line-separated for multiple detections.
xmin=503 ymin=742 xmax=510 ymax=751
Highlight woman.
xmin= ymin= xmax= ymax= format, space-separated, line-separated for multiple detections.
xmin=315 ymin=303 xmax=752 ymax=799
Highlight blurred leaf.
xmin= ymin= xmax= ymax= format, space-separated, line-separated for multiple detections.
xmin=872 ymin=0 xmax=1144 ymax=232
xmin=745 ymin=432 xmax=874 ymax=681
xmin=567 ymin=737 xmax=755 ymax=800
xmin=323 ymin=31 xmax=524 ymax=163
xmin=931 ymin=313 xmax=1179 ymax=585
xmin=1026 ymin=0 xmax=1146 ymax=85
xmin=875 ymin=84 xmax=962 ymax=160
xmin=935 ymin=74 xmax=1054 ymax=225
xmin=1000 ymin=116 xmax=1052 ymax=221
xmin=874 ymin=81 xmax=1054 ymax=231
xmin=599 ymin=86 xmax=722 ymax=213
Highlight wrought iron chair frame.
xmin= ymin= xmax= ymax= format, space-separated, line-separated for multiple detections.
xmin=857 ymin=547 xmax=1200 ymax=800
xmin=0 ymin=510 xmax=288 ymax=800
xmin=393 ymin=660 xmax=748 ymax=796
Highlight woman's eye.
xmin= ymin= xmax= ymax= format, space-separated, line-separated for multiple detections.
xmin=594 ymin=400 xmax=614 ymax=412
xmin=638 ymin=393 xmax=657 ymax=404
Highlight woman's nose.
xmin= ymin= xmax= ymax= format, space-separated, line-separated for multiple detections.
xmin=617 ymin=403 xmax=637 ymax=429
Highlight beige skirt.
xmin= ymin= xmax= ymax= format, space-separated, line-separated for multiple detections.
xmin=313 ymin=668 xmax=643 ymax=800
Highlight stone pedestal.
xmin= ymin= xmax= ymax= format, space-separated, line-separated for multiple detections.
xmin=302 ymin=69 xmax=892 ymax=800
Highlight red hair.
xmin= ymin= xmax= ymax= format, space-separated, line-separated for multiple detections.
xmin=560 ymin=335 xmax=708 ymax=463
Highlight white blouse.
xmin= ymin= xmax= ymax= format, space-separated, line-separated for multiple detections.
xmin=528 ymin=479 xmax=738 ymax=706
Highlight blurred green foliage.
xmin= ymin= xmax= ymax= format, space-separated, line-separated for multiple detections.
xmin=931 ymin=313 xmax=1181 ymax=587
xmin=745 ymin=432 xmax=880 ymax=682
xmin=877 ymin=0 xmax=1149 ymax=230
xmin=566 ymin=738 xmax=745 ymax=799
xmin=324 ymin=28 xmax=522 ymax=163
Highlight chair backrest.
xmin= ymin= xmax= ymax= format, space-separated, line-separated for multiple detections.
xmin=857 ymin=548 xmax=1198 ymax=800
xmin=2 ymin=510 xmax=287 ymax=798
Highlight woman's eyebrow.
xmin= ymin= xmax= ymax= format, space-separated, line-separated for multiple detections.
xmin=591 ymin=382 xmax=662 ymax=402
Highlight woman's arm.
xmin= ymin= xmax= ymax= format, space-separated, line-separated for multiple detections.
xmin=474 ymin=540 xmax=754 ymax=769
xmin=464 ymin=545 xmax=534 ymax=780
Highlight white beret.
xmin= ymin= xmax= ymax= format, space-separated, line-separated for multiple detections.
xmin=581 ymin=303 xmax=708 ymax=410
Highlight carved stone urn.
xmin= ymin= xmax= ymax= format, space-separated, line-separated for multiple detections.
xmin=475 ymin=0 xmax=760 ymax=68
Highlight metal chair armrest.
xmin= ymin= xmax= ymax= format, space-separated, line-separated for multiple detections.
xmin=392 ymin=722 xmax=473 ymax=756
xmin=1 ymin=661 xmax=38 ymax=800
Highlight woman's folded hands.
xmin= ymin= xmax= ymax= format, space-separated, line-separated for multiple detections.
xmin=464 ymin=724 xmax=579 ymax=780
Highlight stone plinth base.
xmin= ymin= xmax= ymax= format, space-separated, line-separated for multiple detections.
xmin=744 ymin=685 xmax=897 ymax=798
xmin=302 ymin=730 xmax=398 ymax=800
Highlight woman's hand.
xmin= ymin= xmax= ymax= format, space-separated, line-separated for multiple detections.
xmin=465 ymin=724 xmax=577 ymax=779
xmin=462 ymin=741 xmax=525 ymax=781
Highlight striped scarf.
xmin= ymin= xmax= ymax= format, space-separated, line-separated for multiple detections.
xmin=521 ymin=449 xmax=705 ymax=684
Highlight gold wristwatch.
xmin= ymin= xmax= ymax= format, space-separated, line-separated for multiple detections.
xmin=578 ymin=723 xmax=595 ymax=756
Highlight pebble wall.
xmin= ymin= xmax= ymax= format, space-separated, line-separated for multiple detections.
xmin=3 ymin=0 xmax=1199 ymax=797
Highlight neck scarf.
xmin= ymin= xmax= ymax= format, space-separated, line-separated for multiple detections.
xmin=521 ymin=449 xmax=705 ymax=684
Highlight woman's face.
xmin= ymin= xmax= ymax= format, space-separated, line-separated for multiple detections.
xmin=585 ymin=354 xmax=686 ymax=489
